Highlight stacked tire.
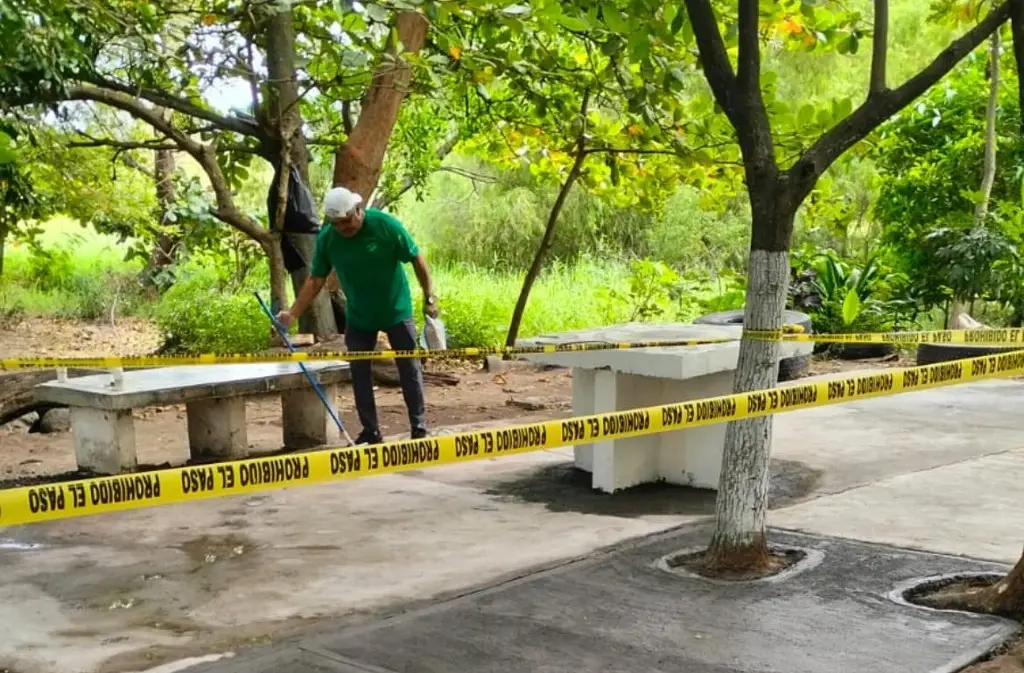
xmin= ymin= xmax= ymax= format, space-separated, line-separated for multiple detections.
xmin=693 ymin=309 xmax=813 ymax=382
xmin=915 ymin=342 xmax=1020 ymax=366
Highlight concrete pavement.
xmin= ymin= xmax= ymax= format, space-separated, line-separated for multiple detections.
xmin=1 ymin=376 xmax=1024 ymax=672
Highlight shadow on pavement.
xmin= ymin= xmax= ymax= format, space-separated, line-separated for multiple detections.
xmin=480 ymin=458 xmax=823 ymax=518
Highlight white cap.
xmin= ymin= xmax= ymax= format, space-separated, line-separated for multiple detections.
xmin=323 ymin=186 xmax=362 ymax=218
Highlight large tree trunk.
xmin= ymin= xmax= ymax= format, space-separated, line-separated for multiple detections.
xmin=331 ymin=11 xmax=428 ymax=197
xmin=264 ymin=6 xmax=336 ymax=333
xmin=705 ymin=172 xmax=796 ymax=573
xmin=979 ymin=547 xmax=1024 ymax=618
xmin=142 ymin=148 xmax=178 ymax=289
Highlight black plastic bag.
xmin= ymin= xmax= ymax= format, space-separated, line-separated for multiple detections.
xmin=267 ymin=165 xmax=322 ymax=273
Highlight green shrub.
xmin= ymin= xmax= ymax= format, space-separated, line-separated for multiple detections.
xmin=154 ymin=267 xmax=270 ymax=354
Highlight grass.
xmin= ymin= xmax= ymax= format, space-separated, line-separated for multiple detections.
xmin=1 ymin=217 xmax=648 ymax=353
xmin=412 ymin=259 xmax=633 ymax=348
xmin=1 ymin=217 xmax=145 ymax=321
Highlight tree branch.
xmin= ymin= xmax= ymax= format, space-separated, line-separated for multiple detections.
xmin=82 ymin=75 xmax=263 ymax=138
xmin=683 ymin=0 xmax=739 ymax=121
xmin=736 ymin=0 xmax=760 ymax=97
xmin=793 ymin=1 xmax=1009 ymax=194
xmin=870 ymin=0 xmax=890 ymax=95
xmin=371 ymin=131 xmax=460 ymax=209
xmin=67 ymin=84 xmax=271 ymax=244
xmin=69 ymin=137 xmax=178 ymax=151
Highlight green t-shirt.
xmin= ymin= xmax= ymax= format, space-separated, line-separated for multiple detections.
xmin=310 ymin=208 xmax=420 ymax=332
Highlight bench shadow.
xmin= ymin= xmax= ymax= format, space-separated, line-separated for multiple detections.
xmin=480 ymin=458 xmax=823 ymax=518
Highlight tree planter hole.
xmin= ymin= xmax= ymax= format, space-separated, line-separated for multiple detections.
xmin=656 ymin=545 xmax=820 ymax=584
xmin=893 ymin=572 xmax=1008 ymax=614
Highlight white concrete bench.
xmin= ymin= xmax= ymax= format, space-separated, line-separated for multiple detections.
xmin=520 ymin=323 xmax=813 ymax=494
xmin=34 ymin=362 xmax=350 ymax=475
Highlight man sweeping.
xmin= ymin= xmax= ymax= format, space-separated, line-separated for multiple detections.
xmin=276 ymin=186 xmax=438 ymax=445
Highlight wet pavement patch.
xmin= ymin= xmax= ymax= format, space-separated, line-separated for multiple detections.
xmin=299 ymin=525 xmax=1018 ymax=673
xmin=473 ymin=458 xmax=821 ymax=518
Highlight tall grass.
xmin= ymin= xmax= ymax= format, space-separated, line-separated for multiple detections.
xmin=0 ymin=217 xmax=145 ymax=321
xmin=412 ymin=259 xmax=633 ymax=348
xmin=395 ymin=157 xmax=750 ymax=275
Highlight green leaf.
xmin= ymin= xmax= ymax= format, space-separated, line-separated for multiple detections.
xmin=841 ymin=288 xmax=861 ymax=326
xmin=601 ymin=3 xmax=629 ymax=33
xmin=365 ymin=3 xmax=389 ymax=22
xmin=0 ymin=132 xmax=16 ymax=165
xmin=476 ymin=83 xmax=491 ymax=101
xmin=670 ymin=8 xmax=686 ymax=34
xmin=502 ymin=4 xmax=531 ymax=15
xmin=558 ymin=14 xmax=589 ymax=31
xmin=797 ymin=104 xmax=814 ymax=126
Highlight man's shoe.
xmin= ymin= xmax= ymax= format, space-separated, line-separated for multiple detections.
xmin=354 ymin=429 xmax=383 ymax=445
xmin=411 ymin=428 xmax=429 ymax=440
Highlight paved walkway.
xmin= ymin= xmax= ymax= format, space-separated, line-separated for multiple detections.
xmin=0 ymin=377 xmax=1022 ymax=673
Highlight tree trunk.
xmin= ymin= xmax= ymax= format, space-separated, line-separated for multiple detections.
xmin=263 ymin=5 xmax=336 ymax=337
xmin=0 ymin=218 xmax=6 ymax=279
xmin=705 ymin=175 xmax=795 ymax=573
xmin=266 ymin=238 xmax=289 ymax=314
xmin=978 ymin=549 xmax=1024 ymax=618
xmin=331 ymin=11 xmax=428 ymax=197
xmin=142 ymin=148 xmax=178 ymax=289
xmin=505 ymin=149 xmax=588 ymax=348
xmin=928 ymin=546 xmax=1024 ymax=620
xmin=1011 ymin=0 xmax=1024 ymax=136
xmin=975 ymin=31 xmax=1001 ymax=224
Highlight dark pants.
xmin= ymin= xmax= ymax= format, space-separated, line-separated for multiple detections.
xmin=345 ymin=318 xmax=426 ymax=436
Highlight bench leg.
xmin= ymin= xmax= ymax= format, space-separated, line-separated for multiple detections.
xmin=281 ymin=384 xmax=341 ymax=449
xmin=657 ymin=371 xmax=734 ymax=489
xmin=186 ymin=398 xmax=248 ymax=460
xmin=69 ymin=407 xmax=137 ymax=475
xmin=570 ymin=368 xmax=595 ymax=472
xmin=590 ymin=371 xmax=663 ymax=493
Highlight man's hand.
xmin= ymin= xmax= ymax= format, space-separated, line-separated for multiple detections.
xmin=424 ymin=295 xmax=439 ymax=319
xmin=275 ymin=310 xmax=295 ymax=329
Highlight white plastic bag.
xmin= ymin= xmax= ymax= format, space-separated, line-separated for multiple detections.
xmin=420 ymin=315 xmax=448 ymax=351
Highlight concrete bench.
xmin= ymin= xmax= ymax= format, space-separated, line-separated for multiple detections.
xmin=34 ymin=362 xmax=350 ymax=475
xmin=520 ymin=323 xmax=813 ymax=494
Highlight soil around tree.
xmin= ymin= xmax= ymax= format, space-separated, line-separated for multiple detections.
xmin=906 ymin=574 xmax=1004 ymax=613
xmin=905 ymin=574 xmax=1024 ymax=673
xmin=666 ymin=546 xmax=807 ymax=581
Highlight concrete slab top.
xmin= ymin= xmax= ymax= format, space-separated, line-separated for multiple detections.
xmin=34 ymin=362 xmax=350 ymax=411
xmin=518 ymin=322 xmax=812 ymax=379
xmin=188 ymin=526 xmax=1018 ymax=673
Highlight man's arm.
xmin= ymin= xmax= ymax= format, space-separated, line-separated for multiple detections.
xmin=411 ymin=254 xmax=438 ymax=318
xmin=276 ymin=276 xmax=326 ymax=328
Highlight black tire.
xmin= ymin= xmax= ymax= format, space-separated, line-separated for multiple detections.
xmin=777 ymin=354 xmax=810 ymax=382
xmin=916 ymin=342 xmax=1021 ymax=366
xmin=835 ymin=342 xmax=896 ymax=361
xmin=693 ymin=309 xmax=813 ymax=382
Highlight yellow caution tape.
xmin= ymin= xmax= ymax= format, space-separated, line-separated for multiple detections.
xmin=0 ymin=337 xmax=740 ymax=370
xmin=4 ymin=327 xmax=1024 ymax=372
xmin=3 ymin=347 xmax=1024 ymax=527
